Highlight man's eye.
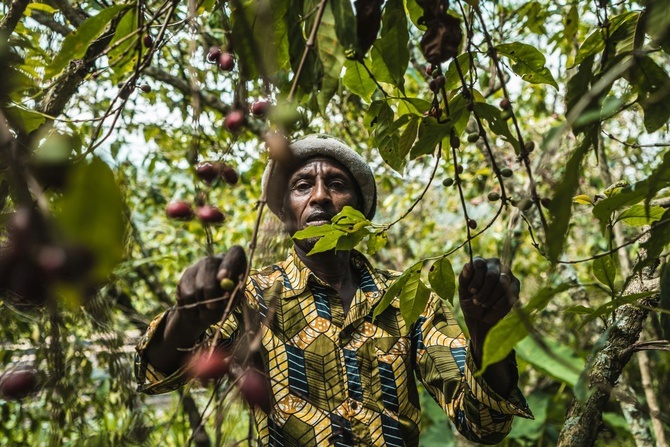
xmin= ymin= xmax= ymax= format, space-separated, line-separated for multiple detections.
xmin=329 ymin=181 xmax=346 ymax=190
xmin=294 ymin=181 xmax=311 ymax=191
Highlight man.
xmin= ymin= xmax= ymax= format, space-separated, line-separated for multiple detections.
xmin=135 ymin=134 xmax=532 ymax=446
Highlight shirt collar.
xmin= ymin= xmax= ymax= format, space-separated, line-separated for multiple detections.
xmin=275 ymin=246 xmax=387 ymax=304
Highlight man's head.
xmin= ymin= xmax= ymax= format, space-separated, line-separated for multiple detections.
xmin=262 ymin=134 xmax=377 ymax=234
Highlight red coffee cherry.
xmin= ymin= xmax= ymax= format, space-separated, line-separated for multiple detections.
xmin=142 ymin=35 xmax=153 ymax=48
xmin=0 ymin=369 xmax=38 ymax=400
xmin=166 ymin=200 xmax=194 ymax=220
xmin=196 ymin=205 xmax=225 ymax=224
xmin=251 ymin=100 xmax=271 ymax=117
xmin=224 ymin=110 xmax=245 ymax=132
xmin=187 ymin=351 xmax=231 ymax=382
xmin=207 ymin=46 xmax=222 ymax=62
xmin=218 ymin=52 xmax=235 ymax=71
xmin=221 ymin=165 xmax=239 ymax=185
xmin=238 ymin=368 xmax=271 ymax=412
xmin=195 ymin=162 xmax=219 ymax=184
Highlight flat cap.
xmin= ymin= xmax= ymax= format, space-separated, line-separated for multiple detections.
xmin=262 ymin=134 xmax=377 ymax=219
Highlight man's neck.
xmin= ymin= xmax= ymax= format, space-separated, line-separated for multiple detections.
xmin=293 ymin=244 xmax=359 ymax=314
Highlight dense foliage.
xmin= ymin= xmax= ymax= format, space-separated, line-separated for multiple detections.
xmin=0 ymin=0 xmax=669 ymax=446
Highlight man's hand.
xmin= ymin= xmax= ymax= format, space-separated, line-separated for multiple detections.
xmin=175 ymin=245 xmax=248 ymax=336
xmin=458 ymin=257 xmax=520 ymax=396
xmin=458 ymin=257 xmax=519 ymax=329
xmin=144 ymin=246 xmax=247 ymax=376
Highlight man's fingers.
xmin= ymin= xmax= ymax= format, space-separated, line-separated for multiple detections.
xmin=477 ymin=259 xmax=501 ymax=302
xmin=196 ymin=257 xmax=224 ymax=310
xmin=467 ymin=257 xmax=488 ymax=293
xmin=217 ymin=245 xmax=248 ymax=284
xmin=177 ymin=264 xmax=198 ymax=306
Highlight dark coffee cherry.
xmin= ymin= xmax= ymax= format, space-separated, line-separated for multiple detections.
xmin=196 ymin=205 xmax=225 ymax=224
xmin=500 ymin=168 xmax=513 ymax=178
xmin=467 ymin=132 xmax=480 ymax=143
xmin=251 ymin=100 xmax=271 ymax=117
xmin=487 ymin=191 xmax=500 ymax=201
xmin=207 ymin=46 xmax=222 ymax=62
xmin=224 ymin=110 xmax=245 ymax=132
xmin=467 ymin=219 xmax=477 ymax=230
xmin=499 ymin=98 xmax=511 ymax=110
xmin=0 ymin=369 xmax=38 ymax=400
xmin=195 ymin=162 xmax=219 ymax=184
xmin=139 ymin=84 xmax=151 ymax=93
xmin=239 ymin=368 xmax=272 ymax=412
xmin=221 ymin=166 xmax=239 ymax=185
xmin=166 ymin=200 xmax=194 ymax=220
xmin=142 ymin=35 xmax=153 ymax=48
xmin=218 ymin=52 xmax=235 ymax=71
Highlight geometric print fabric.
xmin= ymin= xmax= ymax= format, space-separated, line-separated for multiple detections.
xmin=135 ymin=248 xmax=533 ymax=446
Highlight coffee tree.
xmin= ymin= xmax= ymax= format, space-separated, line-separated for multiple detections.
xmin=1 ymin=0 xmax=669 ymax=446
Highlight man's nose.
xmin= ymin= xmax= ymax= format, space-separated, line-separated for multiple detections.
xmin=310 ymin=180 xmax=332 ymax=204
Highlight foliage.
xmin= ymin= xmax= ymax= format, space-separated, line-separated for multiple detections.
xmin=1 ymin=0 xmax=669 ymax=446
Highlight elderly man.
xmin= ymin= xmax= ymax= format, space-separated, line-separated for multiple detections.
xmin=135 ymin=134 xmax=532 ymax=446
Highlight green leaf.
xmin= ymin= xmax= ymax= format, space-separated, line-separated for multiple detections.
xmin=107 ymin=7 xmax=138 ymax=80
xmin=26 ymin=3 xmax=58 ymax=14
xmin=293 ymin=224 xmax=341 ymax=240
xmin=46 ymin=5 xmax=128 ymax=79
xmin=626 ymin=56 xmax=670 ymax=133
xmin=546 ymin=132 xmax=593 ymax=263
xmin=428 ymin=257 xmax=455 ymax=304
xmin=343 ymin=59 xmax=376 ymax=101
xmin=508 ymin=392 xmax=549 ymax=441
xmin=369 ymin=0 xmax=409 ymax=92
xmin=335 ymin=227 xmax=372 ymax=250
xmin=410 ymin=117 xmax=451 ymax=159
xmin=308 ymin=230 xmax=346 ymax=255
xmin=317 ymin=5 xmax=347 ymax=114
xmin=372 ymin=263 xmax=418 ymax=321
xmin=616 ymin=204 xmax=665 ymax=226
xmin=373 ymin=103 xmax=410 ymax=172
xmin=3 ymin=105 xmax=46 ymax=134
xmin=562 ymin=6 xmax=579 ymax=46
xmin=573 ymin=194 xmax=595 ymax=205
xmin=481 ymin=310 xmax=531 ymax=372
xmin=397 ymin=116 xmax=419 ymax=162
xmin=399 ymin=266 xmax=431 ymax=326
xmin=580 ymin=292 xmax=657 ymax=327
xmin=592 ymin=256 xmax=617 ymax=292
xmin=593 ymin=150 xmax=670 ymax=228
xmin=472 ymin=101 xmax=519 ymax=152
xmin=573 ymin=29 xmax=604 ymax=68
xmin=332 ymin=206 xmax=369 ymax=226
xmin=496 ymin=42 xmax=557 ymax=88
xmin=330 ymin=0 xmax=357 ymax=53
xmin=660 ymin=263 xmax=670 ymax=341
xmin=55 ymin=157 xmax=126 ymax=282
xmin=638 ymin=209 xmax=670 ymax=272
xmin=516 ymin=336 xmax=584 ymax=387
xmin=444 ymin=54 xmax=471 ymax=91
xmin=366 ymin=231 xmax=388 ymax=255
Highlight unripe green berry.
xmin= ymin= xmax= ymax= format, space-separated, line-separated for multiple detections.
xmin=487 ymin=191 xmax=500 ymax=201
xmin=220 ymin=278 xmax=236 ymax=291
xmin=524 ymin=141 xmax=535 ymax=153
xmin=442 ymin=177 xmax=454 ymax=187
xmin=467 ymin=132 xmax=479 ymax=143
xmin=501 ymin=168 xmax=513 ymax=178
xmin=450 ymin=134 xmax=460 ymax=149
xmin=518 ymin=198 xmax=533 ymax=211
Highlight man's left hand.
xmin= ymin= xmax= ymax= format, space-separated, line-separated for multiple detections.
xmin=458 ymin=257 xmax=519 ymax=329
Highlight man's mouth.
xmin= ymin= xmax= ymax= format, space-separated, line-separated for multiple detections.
xmin=306 ymin=213 xmax=332 ymax=226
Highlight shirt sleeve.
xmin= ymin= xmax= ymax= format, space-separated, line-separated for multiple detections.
xmin=134 ymin=307 xmax=241 ymax=395
xmin=413 ymin=294 xmax=533 ymax=445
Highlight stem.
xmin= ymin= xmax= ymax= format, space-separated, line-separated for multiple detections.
xmin=288 ymin=0 xmax=328 ymax=102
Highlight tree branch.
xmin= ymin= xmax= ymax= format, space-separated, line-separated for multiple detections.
xmin=143 ymin=66 xmax=232 ymax=115
xmin=45 ymin=0 xmax=88 ymax=27
xmin=0 ymin=0 xmax=31 ymax=42
xmin=30 ymin=10 xmax=73 ymax=36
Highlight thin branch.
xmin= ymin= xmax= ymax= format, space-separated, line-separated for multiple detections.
xmin=0 ymin=0 xmax=31 ymax=41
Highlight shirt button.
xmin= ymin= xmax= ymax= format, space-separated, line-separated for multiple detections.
xmin=350 ymin=401 xmax=358 ymax=410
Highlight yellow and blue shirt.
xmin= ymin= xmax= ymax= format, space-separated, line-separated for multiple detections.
xmin=135 ymin=249 xmax=532 ymax=446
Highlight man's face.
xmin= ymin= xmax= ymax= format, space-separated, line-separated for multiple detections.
xmin=281 ymin=157 xmax=361 ymax=237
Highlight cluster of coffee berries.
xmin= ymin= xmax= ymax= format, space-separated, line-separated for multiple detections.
xmin=186 ymin=350 xmax=272 ymax=411
xmin=0 ymin=207 xmax=95 ymax=309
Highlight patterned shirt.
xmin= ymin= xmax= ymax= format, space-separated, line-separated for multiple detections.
xmin=135 ymin=249 xmax=532 ymax=446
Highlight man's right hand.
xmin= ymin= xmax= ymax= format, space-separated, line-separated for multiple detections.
xmin=174 ymin=245 xmax=248 ymax=335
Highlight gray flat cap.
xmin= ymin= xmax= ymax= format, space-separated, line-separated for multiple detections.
xmin=261 ymin=134 xmax=377 ymax=219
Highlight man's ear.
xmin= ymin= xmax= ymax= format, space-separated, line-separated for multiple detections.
xmin=278 ymin=207 xmax=285 ymax=221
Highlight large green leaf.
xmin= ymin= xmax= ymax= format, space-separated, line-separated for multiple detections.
xmin=592 ymin=150 xmax=670 ymax=227
xmin=516 ymin=336 xmax=584 ymax=387
xmin=399 ymin=265 xmax=431 ymax=326
xmin=55 ymin=157 xmax=127 ymax=282
xmin=626 ymin=56 xmax=670 ymax=133
xmin=369 ymin=0 xmax=408 ymax=92
xmin=472 ymin=101 xmax=519 ymax=152
xmin=572 ymin=11 xmax=639 ymax=67
xmin=580 ymin=292 xmax=657 ymax=327
xmin=615 ymin=204 xmax=665 ymax=226
xmin=372 ymin=262 xmax=420 ymax=321
xmin=592 ymin=255 xmax=617 ymax=293
xmin=46 ymin=5 xmax=128 ymax=79
xmin=343 ymin=59 xmax=376 ymax=101
xmin=107 ymin=7 xmax=137 ymax=80
xmin=410 ymin=117 xmax=451 ymax=159
xmin=317 ymin=4 xmax=347 ymax=114
xmin=496 ymin=42 xmax=557 ymax=88
xmin=481 ymin=310 xmax=531 ymax=372
xmin=397 ymin=117 xmax=419 ymax=163
xmin=330 ymin=0 xmax=357 ymax=53
xmin=546 ymin=132 xmax=593 ymax=263
xmin=3 ymin=104 xmax=46 ymax=134
xmin=428 ymin=257 xmax=455 ymax=304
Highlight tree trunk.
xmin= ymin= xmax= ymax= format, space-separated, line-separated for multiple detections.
xmin=557 ymin=275 xmax=659 ymax=447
